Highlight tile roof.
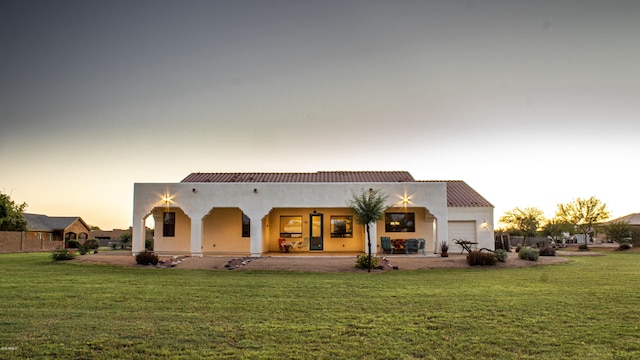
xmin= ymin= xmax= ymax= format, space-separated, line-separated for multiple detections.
xmin=421 ymin=180 xmax=494 ymax=208
xmin=23 ymin=213 xmax=85 ymax=231
xmin=181 ymin=171 xmax=416 ymax=183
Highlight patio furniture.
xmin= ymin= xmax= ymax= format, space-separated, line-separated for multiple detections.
xmin=405 ymin=238 xmax=419 ymax=255
xmin=392 ymin=239 xmax=405 ymax=253
xmin=278 ymin=238 xmax=292 ymax=253
xmin=296 ymin=237 xmax=309 ymax=251
xmin=381 ymin=237 xmax=393 ymax=254
xmin=417 ymin=238 xmax=426 ymax=255
xmin=453 ymin=239 xmax=478 ymax=253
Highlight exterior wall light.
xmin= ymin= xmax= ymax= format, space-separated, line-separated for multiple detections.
xmin=253 ymin=188 xmax=258 ymax=193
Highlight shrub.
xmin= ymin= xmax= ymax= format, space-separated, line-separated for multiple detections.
xmin=617 ymin=243 xmax=632 ymax=251
xmin=135 ymin=250 xmax=159 ymax=265
xmin=51 ymin=248 xmax=77 ymax=261
xmin=518 ymin=247 xmax=539 ymax=261
xmin=578 ymin=244 xmax=589 ymax=251
xmin=466 ymin=250 xmax=497 ymax=266
xmin=66 ymin=240 xmax=80 ymax=249
xmin=83 ymin=239 xmax=100 ymax=249
xmin=495 ymin=249 xmax=508 ymax=262
xmin=355 ymin=255 xmax=379 ymax=269
xmin=538 ymin=246 xmax=556 ymax=256
xmin=145 ymin=239 xmax=154 ymax=251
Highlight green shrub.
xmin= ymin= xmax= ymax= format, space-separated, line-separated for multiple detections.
xmin=355 ymin=255 xmax=379 ymax=269
xmin=466 ymin=250 xmax=497 ymax=266
xmin=145 ymin=239 xmax=154 ymax=251
xmin=495 ymin=249 xmax=508 ymax=262
xmin=617 ymin=243 xmax=632 ymax=251
xmin=84 ymin=239 xmax=100 ymax=249
xmin=578 ymin=244 xmax=589 ymax=250
xmin=66 ymin=240 xmax=80 ymax=249
xmin=518 ymin=247 xmax=539 ymax=261
xmin=51 ymin=248 xmax=77 ymax=261
xmin=538 ymin=246 xmax=556 ymax=256
xmin=135 ymin=250 xmax=159 ymax=265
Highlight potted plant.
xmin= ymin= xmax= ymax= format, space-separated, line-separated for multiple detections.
xmin=440 ymin=241 xmax=449 ymax=257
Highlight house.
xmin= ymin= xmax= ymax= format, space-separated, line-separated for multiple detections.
xmin=131 ymin=171 xmax=494 ymax=257
xmin=23 ymin=213 xmax=91 ymax=247
xmin=90 ymin=227 xmax=153 ymax=247
xmin=599 ymin=213 xmax=640 ymax=245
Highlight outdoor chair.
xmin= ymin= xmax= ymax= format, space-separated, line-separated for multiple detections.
xmin=381 ymin=237 xmax=393 ymax=254
xmin=296 ymin=237 xmax=309 ymax=251
xmin=417 ymin=238 xmax=426 ymax=255
xmin=405 ymin=238 xmax=419 ymax=255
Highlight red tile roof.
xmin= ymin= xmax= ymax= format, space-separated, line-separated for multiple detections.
xmin=181 ymin=171 xmax=415 ymax=183
xmin=422 ymin=180 xmax=493 ymax=207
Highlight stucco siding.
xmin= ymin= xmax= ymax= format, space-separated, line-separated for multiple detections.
xmin=202 ymin=208 xmax=250 ymax=254
xmin=153 ymin=208 xmax=191 ymax=254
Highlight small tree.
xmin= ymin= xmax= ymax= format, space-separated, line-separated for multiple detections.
xmin=0 ymin=192 xmax=27 ymax=231
xmin=499 ymin=207 xmax=546 ymax=246
xmin=601 ymin=220 xmax=632 ymax=245
xmin=555 ymin=196 xmax=610 ymax=249
xmin=119 ymin=232 xmax=132 ymax=249
xmin=543 ymin=219 xmax=573 ymax=244
xmin=347 ymin=189 xmax=389 ymax=272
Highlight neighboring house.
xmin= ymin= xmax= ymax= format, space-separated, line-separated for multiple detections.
xmin=23 ymin=213 xmax=91 ymax=247
xmin=90 ymin=227 xmax=153 ymax=247
xmin=599 ymin=213 xmax=640 ymax=245
xmin=132 ymin=171 xmax=494 ymax=257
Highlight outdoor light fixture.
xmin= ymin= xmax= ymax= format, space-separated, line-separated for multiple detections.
xmin=480 ymin=221 xmax=491 ymax=230
xmin=253 ymin=188 xmax=258 ymax=193
xmin=192 ymin=188 xmax=197 ymax=193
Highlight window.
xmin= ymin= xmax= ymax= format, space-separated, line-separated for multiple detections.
xmin=37 ymin=232 xmax=42 ymax=240
xmin=330 ymin=216 xmax=353 ymax=238
xmin=49 ymin=233 xmax=53 ymax=242
xmin=163 ymin=212 xmax=175 ymax=237
xmin=280 ymin=216 xmax=302 ymax=238
xmin=385 ymin=213 xmax=415 ymax=232
xmin=65 ymin=232 xmax=77 ymax=241
xmin=242 ymin=213 xmax=250 ymax=237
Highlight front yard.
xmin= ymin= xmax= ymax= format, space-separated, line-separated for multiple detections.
xmin=0 ymin=250 xmax=638 ymax=359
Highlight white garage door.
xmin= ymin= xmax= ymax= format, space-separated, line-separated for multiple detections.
xmin=448 ymin=221 xmax=476 ymax=253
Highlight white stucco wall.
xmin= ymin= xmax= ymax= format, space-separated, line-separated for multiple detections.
xmin=132 ymin=181 xmax=471 ymax=256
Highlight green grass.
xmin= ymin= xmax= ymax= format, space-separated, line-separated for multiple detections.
xmin=1 ymin=252 xmax=639 ymax=359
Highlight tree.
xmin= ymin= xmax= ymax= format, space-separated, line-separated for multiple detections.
xmin=555 ymin=196 xmax=610 ymax=249
xmin=347 ymin=188 xmax=389 ymax=272
xmin=119 ymin=232 xmax=132 ymax=249
xmin=0 ymin=192 xmax=27 ymax=231
xmin=498 ymin=207 xmax=546 ymax=245
xmin=601 ymin=220 xmax=632 ymax=245
xmin=542 ymin=219 xmax=573 ymax=244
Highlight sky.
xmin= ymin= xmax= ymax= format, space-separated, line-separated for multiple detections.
xmin=1 ymin=0 xmax=639 ymax=230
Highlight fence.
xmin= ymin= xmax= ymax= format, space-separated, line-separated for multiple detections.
xmin=0 ymin=232 xmax=63 ymax=253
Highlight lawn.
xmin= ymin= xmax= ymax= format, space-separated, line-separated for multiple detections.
xmin=1 ymin=251 xmax=639 ymax=359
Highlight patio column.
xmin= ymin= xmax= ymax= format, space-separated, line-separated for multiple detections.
xmin=132 ymin=214 xmax=147 ymax=255
xmin=368 ymin=223 xmax=378 ymax=256
xmin=190 ymin=217 xmax=204 ymax=257
xmin=245 ymin=210 xmax=264 ymax=257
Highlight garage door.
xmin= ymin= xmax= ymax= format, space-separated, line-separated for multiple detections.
xmin=448 ymin=221 xmax=476 ymax=253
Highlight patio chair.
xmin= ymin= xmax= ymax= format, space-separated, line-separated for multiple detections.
xmin=417 ymin=238 xmax=426 ymax=256
xmin=296 ymin=237 xmax=309 ymax=251
xmin=405 ymin=238 xmax=419 ymax=255
xmin=278 ymin=238 xmax=287 ymax=252
xmin=381 ymin=237 xmax=393 ymax=254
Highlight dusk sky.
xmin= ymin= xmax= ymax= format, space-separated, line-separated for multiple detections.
xmin=2 ymin=0 xmax=639 ymax=230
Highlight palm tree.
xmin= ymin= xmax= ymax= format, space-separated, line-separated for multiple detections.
xmin=347 ymin=188 xmax=389 ymax=272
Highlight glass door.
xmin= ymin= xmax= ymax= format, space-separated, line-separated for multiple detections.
xmin=310 ymin=213 xmax=323 ymax=250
